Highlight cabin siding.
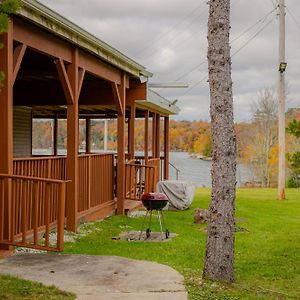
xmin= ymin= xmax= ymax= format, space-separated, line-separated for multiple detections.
xmin=13 ymin=106 xmax=32 ymax=158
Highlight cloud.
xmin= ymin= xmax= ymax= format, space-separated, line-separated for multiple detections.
xmin=39 ymin=0 xmax=300 ymax=122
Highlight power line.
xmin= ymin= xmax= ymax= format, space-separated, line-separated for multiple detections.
xmin=181 ymin=75 xmax=207 ymax=96
xmin=231 ymin=17 xmax=275 ymax=56
xmin=141 ymin=8 xmax=208 ymax=63
xmin=270 ymin=0 xmax=277 ymax=9
xmin=133 ymin=0 xmax=207 ymax=57
xmin=174 ymin=61 xmax=206 ymax=83
xmin=230 ymin=7 xmax=277 ymax=44
xmin=140 ymin=0 xmax=244 ymax=62
xmin=162 ymin=8 xmax=277 ymax=87
xmin=286 ymin=5 xmax=300 ymax=31
xmin=180 ymin=15 xmax=276 ymax=96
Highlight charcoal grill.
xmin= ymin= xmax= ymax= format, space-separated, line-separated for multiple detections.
xmin=139 ymin=192 xmax=170 ymax=240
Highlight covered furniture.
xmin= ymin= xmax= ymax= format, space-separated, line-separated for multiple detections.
xmin=156 ymin=180 xmax=195 ymax=210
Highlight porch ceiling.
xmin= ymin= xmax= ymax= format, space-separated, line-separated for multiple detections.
xmin=31 ymin=105 xmax=149 ymax=118
xmin=31 ymin=105 xmax=117 ymax=118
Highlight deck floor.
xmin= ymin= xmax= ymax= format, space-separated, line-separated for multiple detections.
xmin=124 ymin=200 xmax=143 ymax=214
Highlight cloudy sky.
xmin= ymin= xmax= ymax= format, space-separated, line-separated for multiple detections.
xmin=38 ymin=0 xmax=300 ymax=122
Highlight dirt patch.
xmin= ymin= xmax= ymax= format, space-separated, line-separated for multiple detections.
xmin=113 ymin=230 xmax=177 ymax=242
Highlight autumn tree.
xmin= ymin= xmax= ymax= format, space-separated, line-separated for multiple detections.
xmin=286 ymin=119 xmax=300 ymax=187
xmin=250 ymin=89 xmax=278 ymax=187
xmin=203 ymin=0 xmax=236 ymax=282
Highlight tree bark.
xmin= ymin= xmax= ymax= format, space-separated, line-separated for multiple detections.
xmin=203 ymin=0 xmax=236 ymax=282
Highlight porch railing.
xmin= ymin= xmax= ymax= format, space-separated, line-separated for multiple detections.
xmin=125 ymin=161 xmax=157 ymax=200
xmin=78 ymin=154 xmax=114 ymax=213
xmin=13 ymin=156 xmax=67 ymax=180
xmin=134 ymin=156 xmax=164 ymax=181
xmin=0 ymin=174 xmax=67 ymax=252
xmin=13 ymin=153 xmax=115 ymax=217
xmin=148 ymin=158 xmax=160 ymax=181
xmin=135 ymin=156 xmax=181 ymax=181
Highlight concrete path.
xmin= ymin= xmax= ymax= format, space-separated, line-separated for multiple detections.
xmin=0 ymin=253 xmax=187 ymax=300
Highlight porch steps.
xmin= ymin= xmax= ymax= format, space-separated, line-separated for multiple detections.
xmin=124 ymin=200 xmax=143 ymax=214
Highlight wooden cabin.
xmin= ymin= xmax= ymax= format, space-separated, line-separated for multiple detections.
xmin=0 ymin=0 xmax=179 ymax=255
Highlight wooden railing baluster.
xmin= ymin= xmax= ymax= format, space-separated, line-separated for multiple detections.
xmin=33 ymin=181 xmax=39 ymax=245
xmin=0 ymin=174 xmax=67 ymax=252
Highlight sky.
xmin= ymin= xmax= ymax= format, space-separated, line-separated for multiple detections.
xmin=38 ymin=0 xmax=300 ymax=122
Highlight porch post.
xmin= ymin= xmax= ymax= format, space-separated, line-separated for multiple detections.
xmin=104 ymin=119 xmax=108 ymax=151
xmin=164 ymin=116 xmax=169 ymax=180
xmin=0 ymin=21 xmax=13 ymax=251
xmin=86 ymin=117 xmax=91 ymax=153
xmin=152 ymin=113 xmax=156 ymax=158
xmin=116 ymin=73 xmax=126 ymax=214
xmin=144 ymin=110 xmax=149 ymax=164
xmin=129 ymin=103 xmax=136 ymax=160
xmin=155 ymin=114 xmax=161 ymax=158
xmin=66 ymin=49 xmax=79 ymax=232
xmin=0 ymin=22 xmax=13 ymax=175
xmin=56 ymin=48 xmax=84 ymax=231
xmin=53 ymin=114 xmax=58 ymax=156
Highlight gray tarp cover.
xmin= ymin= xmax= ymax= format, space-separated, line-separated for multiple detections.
xmin=156 ymin=180 xmax=195 ymax=210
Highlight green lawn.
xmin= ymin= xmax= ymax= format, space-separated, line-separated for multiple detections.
xmin=63 ymin=188 xmax=300 ymax=299
xmin=1 ymin=188 xmax=299 ymax=299
xmin=0 ymin=274 xmax=75 ymax=300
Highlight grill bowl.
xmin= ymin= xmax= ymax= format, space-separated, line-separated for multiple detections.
xmin=141 ymin=192 xmax=168 ymax=210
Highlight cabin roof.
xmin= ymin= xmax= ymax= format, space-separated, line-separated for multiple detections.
xmin=18 ymin=0 xmax=152 ymax=79
xmin=137 ymin=89 xmax=180 ymax=115
xmin=17 ymin=0 xmax=180 ymax=116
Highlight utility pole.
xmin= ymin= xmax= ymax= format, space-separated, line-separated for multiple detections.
xmin=277 ymin=0 xmax=286 ymax=200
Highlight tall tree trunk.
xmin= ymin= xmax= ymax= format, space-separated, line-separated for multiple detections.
xmin=203 ymin=0 xmax=236 ymax=282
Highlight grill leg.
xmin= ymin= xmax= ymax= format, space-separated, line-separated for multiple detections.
xmin=157 ymin=210 xmax=164 ymax=240
xmin=160 ymin=210 xmax=167 ymax=231
xmin=146 ymin=209 xmax=153 ymax=238
xmin=160 ymin=210 xmax=169 ymax=239
xmin=139 ymin=210 xmax=149 ymax=240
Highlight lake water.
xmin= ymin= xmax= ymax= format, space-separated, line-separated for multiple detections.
xmin=168 ymin=152 xmax=253 ymax=188
xmin=32 ymin=149 xmax=253 ymax=187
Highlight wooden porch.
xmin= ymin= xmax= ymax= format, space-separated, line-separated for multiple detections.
xmin=0 ymin=0 xmax=179 ymax=253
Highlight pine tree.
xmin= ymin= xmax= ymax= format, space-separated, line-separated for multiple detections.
xmin=203 ymin=0 xmax=236 ymax=281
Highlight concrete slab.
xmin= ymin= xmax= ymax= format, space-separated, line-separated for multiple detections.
xmin=0 ymin=253 xmax=187 ymax=300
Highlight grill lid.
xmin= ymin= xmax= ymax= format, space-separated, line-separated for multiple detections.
xmin=141 ymin=192 xmax=168 ymax=201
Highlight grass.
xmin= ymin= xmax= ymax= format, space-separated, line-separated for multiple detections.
xmin=1 ymin=188 xmax=299 ymax=299
xmin=62 ymin=188 xmax=300 ymax=299
xmin=0 ymin=274 xmax=75 ymax=300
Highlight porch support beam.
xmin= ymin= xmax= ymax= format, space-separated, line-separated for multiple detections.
xmin=86 ymin=117 xmax=91 ymax=154
xmin=164 ymin=116 xmax=169 ymax=180
xmin=13 ymin=18 xmax=120 ymax=83
xmin=55 ymin=58 xmax=74 ymax=105
xmin=0 ymin=20 xmax=13 ymax=251
xmin=78 ymin=51 xmax=121 ymax=84
xmin=12 ymin=43 xmax=27 ymax=84
xmin=152 ymin=113 xmax=156 ymax=158
xmin=53 ymin=114 xmax=58 ymax=156
xmin=116 ymin=73 xmax=126 ymax=214
xmin=64 ymin=48 xmax=84 ymax=232
xmin=144 ymin=110 xmax=149 ymax=164
xmin=155 ymin=114 xmax=161 ymax=158
xmin=78 ymin=68 xmax=85 ymax=97
xmin=128 ymin=103 xmax=136 ymax=160
xmin=111 ymin=82 xmax=124 ymax=116
xmin=13 ymin=18 xmax=72 ymax=62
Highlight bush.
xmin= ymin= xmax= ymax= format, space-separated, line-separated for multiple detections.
xmin=287 ymin=176 xmax=300 ymax=188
